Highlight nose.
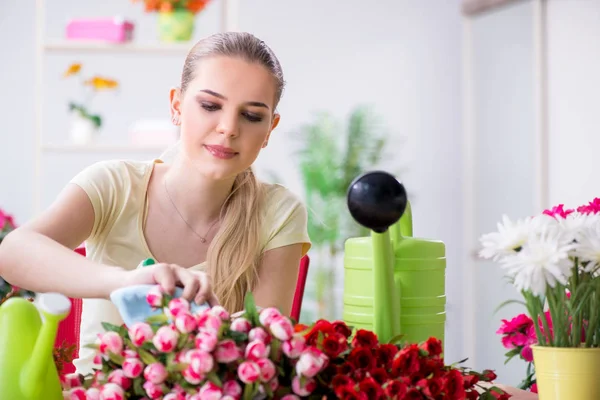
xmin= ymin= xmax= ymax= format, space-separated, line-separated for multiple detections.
xmin=216 ymin=110 xmax=239 ymax=138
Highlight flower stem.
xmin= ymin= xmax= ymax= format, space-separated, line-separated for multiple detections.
xmin=524 ymin=291 xmax=546 ymax=346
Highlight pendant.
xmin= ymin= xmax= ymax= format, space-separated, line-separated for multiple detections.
xmin=200 ymin=238 xmax=206 ymax=243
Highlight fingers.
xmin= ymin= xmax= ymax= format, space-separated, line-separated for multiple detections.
xmin=190 ymin=271 xmax=214 ymax=306
xmin=152 ymin=264 xmax=177 ymax=295
xmin=175 ymin=267 xmax=201 ymax=302
xmin=152 ymin=264 xmax=218 ymax=307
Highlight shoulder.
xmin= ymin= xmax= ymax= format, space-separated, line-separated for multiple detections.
xmin=71 ymin=159 xmax=154 ymax=190
xmin=262 ymin=183 xmax=307 ymax=218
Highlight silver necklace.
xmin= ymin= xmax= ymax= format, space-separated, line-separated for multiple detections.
xmin=163 ymin=178 xmax=219 ymax=244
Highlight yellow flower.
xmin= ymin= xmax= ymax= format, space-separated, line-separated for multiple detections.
xmin=84 ymin=76 xmax=119 ymax=90
xmin=63 ymin=63 xmax=81 ymax=77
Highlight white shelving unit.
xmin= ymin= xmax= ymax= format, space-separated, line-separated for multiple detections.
xmin=33 ymin=0 xmax=238 ymax=214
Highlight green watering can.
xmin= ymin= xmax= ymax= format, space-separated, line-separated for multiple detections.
xmin=0 ymin=292 xmax=71 ymax=400
xmin=343 ymin=171 xmax=446 ymax=345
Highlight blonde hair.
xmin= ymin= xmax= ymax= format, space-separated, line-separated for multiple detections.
xmin=177 ymin=32 xmax=285 ymax=312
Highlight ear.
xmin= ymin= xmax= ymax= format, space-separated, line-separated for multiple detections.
xmin=263 ymin=113 xmax=280 ymax=148
xmin=169 ymin=87 xmax=182 ymax=125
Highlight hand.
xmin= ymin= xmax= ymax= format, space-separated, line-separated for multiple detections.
xmin=120 ymin=263 xmax=219 ymax=307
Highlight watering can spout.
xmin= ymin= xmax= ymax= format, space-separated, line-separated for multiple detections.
xmin=347 ymin=171 xmax=408 ymax=343
xmin=21 ymin=293 xmax=71 ymax=399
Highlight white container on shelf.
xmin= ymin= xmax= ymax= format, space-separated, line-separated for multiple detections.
xmin=128 ymin=119 xmax=179 ymax=148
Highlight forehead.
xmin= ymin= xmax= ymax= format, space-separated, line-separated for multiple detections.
xmin=187 ymin=56 xmax=277 ymax=107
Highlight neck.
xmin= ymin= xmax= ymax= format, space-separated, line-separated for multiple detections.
xmin=164 ymin=156 xmax=236 ymax=227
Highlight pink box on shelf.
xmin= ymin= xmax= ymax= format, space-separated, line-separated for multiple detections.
xmin=65 ymin=17 xmax=135 ymax=43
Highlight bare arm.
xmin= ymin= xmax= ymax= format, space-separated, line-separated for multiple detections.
xmin=253 ymin=243 xmax=304 ymax=315
xmin=0 ymin=184 xmax=127 ymax=299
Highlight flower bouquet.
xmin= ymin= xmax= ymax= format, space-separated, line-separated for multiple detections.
xmin=61 ymin=288 xmax=508 ymax=399
xmin=496 ymin=314 xmax=537 ymax=393
xmin=480 ymin=197 xmax=600 ymax=397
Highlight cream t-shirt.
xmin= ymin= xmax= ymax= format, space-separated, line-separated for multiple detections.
xmin=69 ymin=159 xmax=311 ymax=375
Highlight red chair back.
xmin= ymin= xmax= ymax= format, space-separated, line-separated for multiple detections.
xmin=56 ymin=248 xmax=310 ymax=375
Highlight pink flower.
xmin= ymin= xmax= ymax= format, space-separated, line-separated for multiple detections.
xmin=163 ymin=394 xmax=185 ymax=400
xmin=152 ymin=325 xmax=179 ymax=352
xmin=61 ymin=373 xmax=83 ymax=389
xmin=122 ymin=358 xmax=144 ymax=378
xmin=182 ymin=365 xmax=203 ymax=384
xmin=186 ymin=349 xmax=214 ymax=374
xmin=259 ymin=307 xmax=281 ymax=326
xmin=531 ymin=383 xmax=538 ymax=393
xmin=92 ymin=353 xmax=103 ymax=365
xmin=497 ymin=314 xmax=533 ymax=336
xmin=175 ymin=312 xmax=197 ymax=333
xmin=292 ymin=376 xmax=316 ymax=396
xmin=281 ymin=395 xmax=300 ymax=400
xmin=67 ymin=387 xmax=86 ymax=400
xmin=215 ymin=339 xmax=242 ymax=363
xmin=221 ymin=397 xmax=236 ymax=400
xmin=210 ymin=305 xmax=230 ymax=320
xmin=230 ymin=317 xmax=252 ymax=334
xmin=0 ymin=210 xmax=15 ymax=230
xmin=296 ymin=348 xmax=328 ymax=378
xmin=543 ymin=204 xmax=574 ymax=219
xmin=85 ymin=388 xmax=100 ymax=400
xmin=144 ymin=363 xmax=168 ymax=384
xmin=99 ymin=332 xmax=124 ymax=355
xmin=256 ymin=358 xmax=276 ymax=382
xmin=197 ymin=312 xmax=222 ymax=333
xmin=107 ymin=369 xmax=132 ymax=390
xmin=521 ymin=344 xmax=534 ymax=362
xmin=143 ymin=381 xmax=165 ymax=399
xmin=258 ymin=378 xmax=279 ymax=395
xmin=100 ymin=383 xmax=125 ymax=400
xmin=122 ymin=349 xmax=139 ymax=359
xmin=245 ymin=340 xmax=270 ymax=360
xmin=199 ymin=381 xmax=223 ymax=400
xmin=577 ymin=198 xmax=600 ymax=215
xmin=146 ymin=286 xmax=163 ymax=308
xmin=237 ymin=361 xmax=261 ymax=384
xmin=270 ymin=316 xmax=294 ymax=341
xmin=167 ymin=297 xmax=190 ymax=318
xmin=249 ymin=327 xmax=271 ymax=344
xmin=128 ymin=322 xmax=154 ymax=347
xmin=223 ymin=380 xmax=242 ymax=398
xmin=195 ymin=329 xmax=218 ymax=352
xmin=282 ymin=335 xmax=306 ymax=358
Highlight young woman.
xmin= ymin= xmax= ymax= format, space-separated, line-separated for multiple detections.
xmin=0 ymin=32 xmax=311 ymax=374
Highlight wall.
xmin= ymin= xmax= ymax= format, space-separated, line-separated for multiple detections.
xmin=547 ymin=1 xmax=600 ymax=209
xmin=0 ymin=0 xmax=467 ymax=363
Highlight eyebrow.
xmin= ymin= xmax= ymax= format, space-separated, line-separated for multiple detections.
xmin=198 ymin=89 xmax=270 ymax=109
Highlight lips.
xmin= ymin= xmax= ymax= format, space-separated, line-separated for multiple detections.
xmin=204 ymin=144 xmax=238 ymax=160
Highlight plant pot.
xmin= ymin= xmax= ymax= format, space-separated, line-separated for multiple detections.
xmin=532 ymin=345 xmax=600 ymax=399
xmin=157 ymin=9 xmax=194 ymax=42
xmin=69 ymin=113 xmax=98 ymax=145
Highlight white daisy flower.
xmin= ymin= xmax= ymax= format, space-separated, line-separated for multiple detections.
xmin=573 ymin=217 xmax=600 ymax=274
xmin=478 ymin=215 xmax=534 ymax=261
xmin=500 ymin=226 xmax=575 ymax=297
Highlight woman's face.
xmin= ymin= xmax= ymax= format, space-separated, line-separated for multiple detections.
xmin=170 ymin=55 xmax=280 ymax=181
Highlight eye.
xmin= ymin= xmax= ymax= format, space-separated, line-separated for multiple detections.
xmin=243 ymin=112 xmax=263 ymax=123
xmin=201 ymin=102 xmax=220 ymax=112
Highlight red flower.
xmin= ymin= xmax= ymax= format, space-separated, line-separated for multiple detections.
xmin=322 ymin=333 xmax=348 ymax=358
xmin=577 ymin=198 xmax=600 ymax=214
xmin=338 ymin=362 xmax=355 ymax=376
xmin=420 ymin=337 xmax=443 ymax=357
xmin=466 ymin=390 xmax=480 ymax=399
xmin=348 ymin=347 xmax=376 ymax=372
xmin=418 ymin=377 xmax=443 ymax=397
xmin=543 ymin=204 xmax=574 ymax=219
xmin=404 ymin=388 xmax=424 ymax=399
xmin=305 ymin=319 xmax=334 ymax=345
xmin=332 ymin=320 xmax=353 ymax=338
xmin=482 ymin=369 xmax=497 ymax=381
xmin=332 ymin=374 xmax=354 ymax=388
xmin=376 ymin=344 xmax=398 ymax=370
xmin=334 ymin=384 xmax=367 ymax=400
xmin=370 ymin=367 xmax=389 ymax=384
xmin=463 ymin=373 xmax=479 ymax=389
xmin=351 ymin=329 xmax=378 ymax=348
xmin=391 ymin=344 xmax=420 ymax=378
xmin=443 ymin=369 xmax=466 ymax=400
xmin=358 ymin=377 xmax=385 ymax=400
xmin=384 ymin=379 xmax=407 ymax=398
xmin=531 ymin=383 xmax=538 ymax=393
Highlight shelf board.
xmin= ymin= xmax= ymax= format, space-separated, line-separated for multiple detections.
xmin=43 ymin=40 xmax=192 ymax=54
xmin=42 ymin=143 xmax=170 ymax=153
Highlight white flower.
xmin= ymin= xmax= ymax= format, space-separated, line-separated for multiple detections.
xmin=478 ymin=215 xmax=534 ymax=261
xmin=573 ymin=217 xmax=600 ymax=274
xmin=500 ymin=226 xmax=575 ymax=297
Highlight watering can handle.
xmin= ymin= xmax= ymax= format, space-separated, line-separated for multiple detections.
xmin=391 ymin=200 xmax=413 ymax=245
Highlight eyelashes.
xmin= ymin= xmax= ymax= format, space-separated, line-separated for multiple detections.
xmin=200 ymin=102 xmax=264 ymax=123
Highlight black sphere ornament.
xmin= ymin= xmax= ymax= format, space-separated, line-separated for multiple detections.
xmin=346 ymin=171 xmax=408 ymax=233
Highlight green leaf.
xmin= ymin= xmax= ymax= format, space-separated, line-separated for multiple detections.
xmin=244 ymin=292 xmax=260 ymax=326
xmin=138 ymin=348 xmax=158 ymax=365
xmin=492 ymin=299 xmax=527 ymax=316
xmin=89 ymin=114 xmax=102 ymax=128
xmin=242 ymin=382 xmax=257 ymax=400
xmin=229 ymin=330 xmax=248 ymax=343
xmin=101 ymin=322 xmax=124 ymax=333
xmin=206 ymin=371 xmax=223 ymax=387
xmin=387 ymin=333 xmax=405 ymax=345
xmin=133 ymin=378 xmax=145 ymax=396
xmin=108 ymin=351 xmax=125 ymax=365
xmin=146 ymin=314 xmax=170 ymax=324
xmin=83 ymin=344 xmax=100 ymax=350
xmin=167 ymin=362 xmax=189 ymax=372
